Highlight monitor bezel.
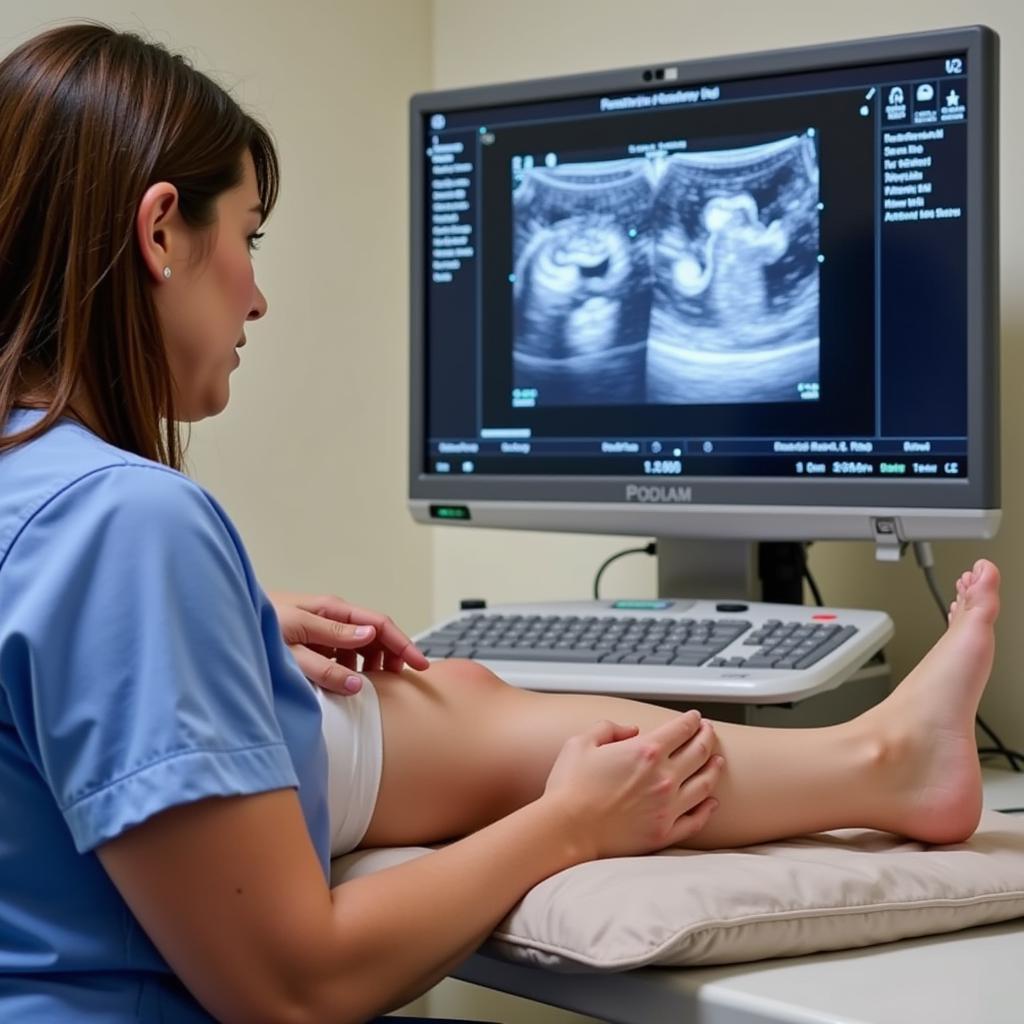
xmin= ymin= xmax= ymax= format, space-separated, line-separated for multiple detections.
xmin=408 ymin=25 xmax=999 ymax=540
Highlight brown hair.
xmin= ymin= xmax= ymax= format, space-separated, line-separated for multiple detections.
xmin=0 ymin=23 xmax=279 ymax=468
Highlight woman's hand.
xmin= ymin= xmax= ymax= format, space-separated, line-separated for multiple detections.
xmin=542 ymin=710 xmax=722 ymax=859
xmin=267 ymin=591 xmax=430 ymax=695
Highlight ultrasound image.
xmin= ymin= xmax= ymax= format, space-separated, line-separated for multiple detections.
xmin=511 ymin=134 xmax=820 ymax=406
xmin=512 ymin=159 xmax=654 ymax=403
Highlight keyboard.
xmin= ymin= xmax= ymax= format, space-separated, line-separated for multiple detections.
xmin=415 ymin=599 xmax=894 ymax=703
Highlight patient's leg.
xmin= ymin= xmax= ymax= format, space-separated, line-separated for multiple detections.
xmin=360 ymin=560 xmax=998 ymax=851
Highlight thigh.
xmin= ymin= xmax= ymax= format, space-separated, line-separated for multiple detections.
xmin=359 ymin=660 xmax=685 ymax=848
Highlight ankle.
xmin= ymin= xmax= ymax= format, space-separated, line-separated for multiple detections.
xmin=842 ymin=715 xmax=912 ymax=822
xmin=847 ymin=709 xmax=905 ymax=771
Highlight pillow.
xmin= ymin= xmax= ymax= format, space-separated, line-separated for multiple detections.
xmin=331 ymin=811 xmax=1024 ymax=970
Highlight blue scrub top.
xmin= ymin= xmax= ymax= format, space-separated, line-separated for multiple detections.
xmin=0 ymin=409 xmax=330 ymax=1021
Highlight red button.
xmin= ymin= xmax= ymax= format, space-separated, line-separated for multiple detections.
xmin=812 ymin=613 xmax=837 ymax=620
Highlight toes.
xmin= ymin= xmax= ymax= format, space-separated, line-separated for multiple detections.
xmin=955 ymin=560 xmax=1001 ymax=621
xmin=974 ymin=559 xmax=1000 ymax=590
xmin=952 ymin=560 xmax=1000 ymax=603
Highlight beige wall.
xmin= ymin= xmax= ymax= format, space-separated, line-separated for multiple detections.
xmin=2 ymin=0 xmax=435 ymax=637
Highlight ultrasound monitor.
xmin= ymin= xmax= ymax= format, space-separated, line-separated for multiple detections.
xmin=408 ymin=26 xmax=1000 ymax=562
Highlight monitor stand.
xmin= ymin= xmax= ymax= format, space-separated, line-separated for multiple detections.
xmin=654 ymin=538 xmax=891 ymax=725
xmin=655 ymin=539 xmax=805 ymax=606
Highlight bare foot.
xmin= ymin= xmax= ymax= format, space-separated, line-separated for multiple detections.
xmin=865 ymin=559 xmax=1000 ymax=844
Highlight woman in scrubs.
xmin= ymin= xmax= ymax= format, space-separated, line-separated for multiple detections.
xmin=0 ymin=23 xmax=1000 ymax=1024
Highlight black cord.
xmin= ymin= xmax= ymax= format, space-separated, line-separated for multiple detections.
xmin=980 ymin=746 xmax=1024 ymax=761
xmin=592 ymin=542 xmax=657 ymax=600
xmin=975 ymin=719 xmax=1023 ymax=772
xmin=919 ymin=561 xmax=952 ymax=625
xmin=798 ymin=543 xmax=824 ymax=606
xmin=913 ymin=543 xmax=1021 ymax=773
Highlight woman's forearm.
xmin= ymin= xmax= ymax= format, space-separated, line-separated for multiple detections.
xmin=300 ymin=795 xmax=584 ymax=1023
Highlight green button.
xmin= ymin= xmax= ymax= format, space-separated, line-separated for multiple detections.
xmin=611 ymin=599 xmax=674 ymax=610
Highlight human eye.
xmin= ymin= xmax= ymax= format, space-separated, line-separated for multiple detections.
xmin=247 ymin=231 xmax=265 ymax=254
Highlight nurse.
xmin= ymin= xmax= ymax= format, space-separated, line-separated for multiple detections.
xmin=0 ymin=23 xmax=1001 ymax=1024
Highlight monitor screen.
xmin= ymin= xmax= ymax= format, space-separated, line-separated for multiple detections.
xmin=409 ymin=27 xmax=999 ymax=543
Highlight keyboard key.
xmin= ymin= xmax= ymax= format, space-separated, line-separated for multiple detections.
xmin=472 ymin=646 xmax=598 ymax=663
xmin=421 ymin=630 xmax=463 ymax=642
xmin=743 ymin=654 xmax=781 ymax=668
xmin=795 ymin=626 xmax=859 ymax=669
xmin=421 ymin=645 xmax=453 ymax=658
xmin=670 ymin=652 xmax=713 ymax=667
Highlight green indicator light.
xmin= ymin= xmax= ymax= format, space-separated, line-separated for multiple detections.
xmin=430 ymin=504 xmax=471 ymax=520
xmin=612 ymin=599 xmax=674 ymax=610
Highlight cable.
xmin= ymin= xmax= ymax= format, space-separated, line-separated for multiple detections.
xmin=980 ymin=747 xmax=1024 ymax=762
xmin=914 ymin=545 xmax=952 ymax=625
xmin=798 ymin=543 xmax=824 ymax=606
xmin=913 ymin=541 xmax=1021 ymax=772
xmin=976 ymin=719 xmax=1023 ymax=772
xmin=592 ymin=542 xmax=657 ymax=600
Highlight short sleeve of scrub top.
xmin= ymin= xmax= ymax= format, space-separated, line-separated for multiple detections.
xmin=0 ymin=462 xmax=309 ymax=854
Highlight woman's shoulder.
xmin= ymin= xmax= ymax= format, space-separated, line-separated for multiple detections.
xmin=0 ymin=414 xmax=233 ymax=569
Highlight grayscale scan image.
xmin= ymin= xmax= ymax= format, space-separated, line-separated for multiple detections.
xmin=511 ymin=133 xmax=821 ymax=406
xmin=511 ymin=159 xmax=654 ymax=404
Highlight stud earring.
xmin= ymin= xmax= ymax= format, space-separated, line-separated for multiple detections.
xmin=162 ymin=266 xmax=172 ymax=279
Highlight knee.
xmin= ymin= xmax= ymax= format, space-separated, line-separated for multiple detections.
xmin=419 ymin=657 xmax=511 ymax=702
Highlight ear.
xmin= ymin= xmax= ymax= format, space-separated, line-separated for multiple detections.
xmin=135 ymin=182 xmax=182 ymax=284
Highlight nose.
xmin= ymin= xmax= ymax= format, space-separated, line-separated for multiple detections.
xmin=247 ymin=284 xmax=268 ymax=321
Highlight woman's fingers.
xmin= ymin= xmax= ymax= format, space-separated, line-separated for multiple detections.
xmin=640 ymin=709 xmax=703 ymax=757
xmin=668 ymin=796 xmax=720 ymax=845
xmin=667 ymin=747 xmax=725 ymax=848
xmin=289 ymin=646 xmax=363 ymax=695
xmin=305 ymin=595 xmax=430 ymax=670
xmin=285 ymin=607 xmax=376 ymax=651
xmin=676 ymin=753 xmax=724 ymax=813
xmin=281 ymin=604 xmax=428 ymax=675
xmin=589 ymin=719 xmax=641 ymax=747
xmin=269 ymin=591 xmax=430 ymax=676
xmin=667 ymin=718 xmax=716 ymax=778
